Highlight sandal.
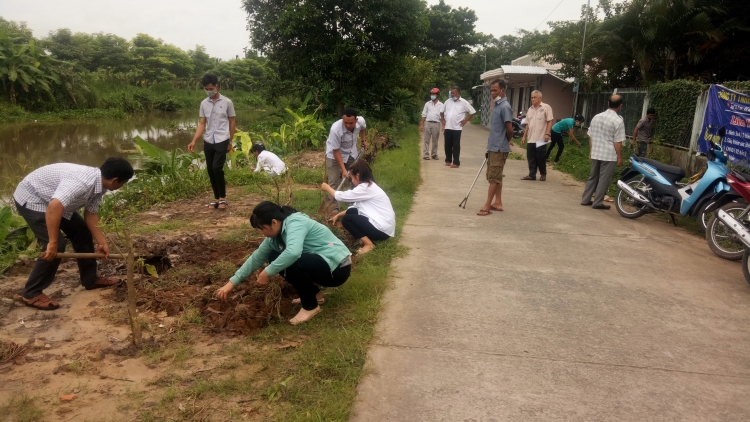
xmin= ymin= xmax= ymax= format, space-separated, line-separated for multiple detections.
xmin=208 ymin=202 xmax=218 ymax=209
xmin=23 ymin=293 xmax=60 ymax=311
xmin=218 ymin=200 xmax=228 ymax=210
xmin=477 ymin=209 xmax=492 ymax=216
xmin=85 ymin=277 xmax=122 ymax=291
xmin=521 ymin=176 xmax=535 ymax=180
xmin=540 ymin=175 xmax=546 ymax=181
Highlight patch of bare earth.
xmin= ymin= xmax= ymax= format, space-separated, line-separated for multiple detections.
xmin=0 ymin=190 xmax=314 ymax=421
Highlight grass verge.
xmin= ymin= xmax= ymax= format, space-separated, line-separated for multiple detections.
xmin=137 ymin=126 xmax=421 ymax=421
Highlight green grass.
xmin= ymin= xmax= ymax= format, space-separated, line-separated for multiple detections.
xmin=134 ymin=126 xmax=422 ymax=421
xmin=0 ymin=395 xmax=45 ymax=422
xmin=132 ymin=220 xmax=192 ymax=235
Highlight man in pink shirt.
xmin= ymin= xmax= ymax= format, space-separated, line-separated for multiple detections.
xmin=520 ymin=90 xmax=554 ymax=181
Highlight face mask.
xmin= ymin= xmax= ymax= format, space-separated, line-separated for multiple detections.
xmin=430 ymin=95 xmax=437 ymax=101
xmin=452 ymin=97 xmax=459 ymax=101
xmin=205 ymin=89 xmax=217 ymax=97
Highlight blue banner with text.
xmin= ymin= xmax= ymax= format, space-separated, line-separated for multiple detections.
xmin=700 ymin=85 xmax=750 ymax=165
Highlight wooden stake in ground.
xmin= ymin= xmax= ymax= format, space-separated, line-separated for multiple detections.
xmin=124 ymin=231 xmax=142 ymax=347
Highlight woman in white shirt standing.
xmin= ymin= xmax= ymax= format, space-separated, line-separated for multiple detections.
xmin=321 ymin=160 xmax=396 ymax=255
xmin=251 ymin=143 xmax=287 ymax=176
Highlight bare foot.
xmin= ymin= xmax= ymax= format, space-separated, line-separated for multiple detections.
xmin=490 ymin=204 xmax=503 ymax=212
xmin=357 ymin=244 xmax=376 ymax=255
xmin=289 ymin=306 xmax=321 ymax=325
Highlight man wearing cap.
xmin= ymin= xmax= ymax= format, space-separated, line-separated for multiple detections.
xmin=420 ymin=88 xmax=443 ymax=160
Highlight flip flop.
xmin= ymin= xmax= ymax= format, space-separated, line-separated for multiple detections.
xmin=521 ymin=176 xmax=535 ymax=180
xmin=208 ymin=202 xmax=218 ymax=209
xmin=289 ymin=306 xmax=322 ymax=325
xmin=292 ymin=297 xmax=325 ymax=305
xmin=604 ymin=195 xmax=614 ymax=203
xmin=22 ymin=293 xmax=60 ymax=311
xmin=477 ymin=209 xmax=492 ymax=216
xmin=490 ymin=206 xmax=503 ymax=212
xmin=218 ymin=200 xmax=228 ymax=210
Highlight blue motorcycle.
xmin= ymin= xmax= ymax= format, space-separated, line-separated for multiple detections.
xmin=614 ymin=139 xmax=730 ymax=233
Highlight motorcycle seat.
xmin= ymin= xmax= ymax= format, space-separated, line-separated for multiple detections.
xmin=638 ymin=157 xmax=686 ymax=183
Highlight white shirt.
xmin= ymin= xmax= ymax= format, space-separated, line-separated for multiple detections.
xmin=440 ymin=98 xmax=476 ymax=131
xmin=589 ymin=109 xmax=626 ymax=161
xmin=325 ymin=116 xmax=366 ymax=161
xmin=254 ymin=150 xmax=287 ymax=176
xmin=422 ymin=100 xmax=443 ymax=122
xmin=14 ymin=163 xmax=106 ymax=219
xmin=199 ymin=94 xmax=236 ymax=144
xmin=334 ymin=182 xmax=395 ymax=237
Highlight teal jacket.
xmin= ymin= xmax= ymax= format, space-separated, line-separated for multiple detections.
xmin=230 ymin=212 xmax=351 ymax=285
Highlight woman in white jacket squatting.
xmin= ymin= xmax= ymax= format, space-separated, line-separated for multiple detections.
xmin=321 ymin=160 xmax=396 ymax=255
xmin=251 ymin=143 xmax=287 ymax=176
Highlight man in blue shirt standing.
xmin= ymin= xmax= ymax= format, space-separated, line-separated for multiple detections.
xmin=478 ymin=79 xmax=514 ymax=216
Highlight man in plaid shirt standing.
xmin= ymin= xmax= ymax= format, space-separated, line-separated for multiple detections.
xmin=581 ymin=95 xmax=625 ymax=210
xmin=13 ymin=158 xmax=134 ymax=310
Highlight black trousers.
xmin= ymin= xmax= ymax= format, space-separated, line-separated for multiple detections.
xmin=204 ymin=140 xmax=228 ymax=199
xmin=637 ymin=141 xmax=648 ymax=157
xmin=341 ymin=208 xmax=390 ymax=241
xmin=444 ymin=129 xmax=463 ymax=166
xmin=269 ymin=250 xmax=351 ymax=311
xmin=15 ymin=201 xmax=99 ymax=299
xmin=546 ymin=130 xmax=565 ymax=162
xmin=527 ymin=143 xmax=547 ymax=178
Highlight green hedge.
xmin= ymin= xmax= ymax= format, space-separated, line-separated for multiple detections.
xmin=649 ymin=80 xmax=750 ymax=149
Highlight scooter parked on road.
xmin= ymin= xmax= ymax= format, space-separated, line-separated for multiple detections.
xmin=614 ymin=140 xmax=730 ymax=232
xmin=706 ymin=170 xmax=750 ymax=285
xmin=704 ymin=171 xmax=750 ymax=260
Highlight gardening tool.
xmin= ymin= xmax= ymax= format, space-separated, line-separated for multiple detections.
xmin=318 ymin=147 xmax=365 ymax=217
xmin=458 ymin=156 xmax=488 ymax=209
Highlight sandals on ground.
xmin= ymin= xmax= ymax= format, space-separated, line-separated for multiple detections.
xmin=85 ymin=277 xmax=122 ymax=291
xmin=218 ymin=200 xmax=228 ymax=210
xmin=208 ymin=202 xmax=218 ymax=209
xmin=477 ymin=209 xmax=492 ymax=216
xmin=22 ymin=293 xmax=60 ymax=311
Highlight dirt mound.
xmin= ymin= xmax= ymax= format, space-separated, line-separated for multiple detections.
xmin=107 ymin=234 xmax=297 ymax=336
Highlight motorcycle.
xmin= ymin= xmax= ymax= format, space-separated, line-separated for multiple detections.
xmin=512 ymin=116 xmax=526 ymax=138
xmin=614 ymin=140 xmax=730 ymax=233
xmin=706 ymin=170 xmax=750 ymax=285
xmin=704 ymin=171 xmax=750 ymax=260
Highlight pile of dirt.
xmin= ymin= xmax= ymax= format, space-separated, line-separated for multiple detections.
xmin=107 ymin=234 xmax=298 ymax=336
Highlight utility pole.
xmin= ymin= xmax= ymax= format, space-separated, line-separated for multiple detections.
xmin=572 ymin=0 xmax=591 ymax=117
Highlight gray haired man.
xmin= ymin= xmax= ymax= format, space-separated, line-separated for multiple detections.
xmin=582 ymin=95 xmax=625 ymax=209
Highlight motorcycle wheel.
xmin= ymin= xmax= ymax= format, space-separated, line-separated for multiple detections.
xmin=695 ymin=201 xmax=712 ymax=234
xmin=743 ymin=249 xmax=750 ymax=287
xmin=705 ymin=203 xmax=747 ymax=261
xmin=615 ymin=176 xmax=648 ymax=219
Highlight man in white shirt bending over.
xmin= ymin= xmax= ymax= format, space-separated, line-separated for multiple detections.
xmin=251 ymin=143 xmax=287 ymax=177
xmin=440 ymin=86 xmax=476 ymax=168
xmin=324 ymin=107 xmax=368 ymax=214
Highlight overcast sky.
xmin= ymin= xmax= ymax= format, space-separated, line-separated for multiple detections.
xmin=0 ymin=0 xmax=597 ymax=60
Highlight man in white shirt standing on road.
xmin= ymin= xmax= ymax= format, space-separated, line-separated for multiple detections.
xmin=581 ymin=95 xmax=625 ymax=210
xmin=419 ymin=87 xmax=443 ymax=160
xmin=324 ymin=107 xmax=368 ymax=214
xmin=520 ymin=90 xmax=554 ymax=181
xmin=440 ymin=86 xmax=476 ymax=168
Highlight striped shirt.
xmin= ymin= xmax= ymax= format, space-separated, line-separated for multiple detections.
xmin=588 ymin=109 xmax=625 ymax=161
xmin=14 ymin=163 xmax=106 ymax=219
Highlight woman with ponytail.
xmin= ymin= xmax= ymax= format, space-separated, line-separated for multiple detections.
xmin=216 ymin=201 xmax=352 ymax=325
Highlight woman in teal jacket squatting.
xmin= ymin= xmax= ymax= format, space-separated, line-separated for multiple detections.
xmin=216 ymin=201 xmax=352 ymax=325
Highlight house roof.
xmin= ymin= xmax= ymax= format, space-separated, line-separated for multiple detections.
xmin=479 ymin=65 xmax=548 ymax=81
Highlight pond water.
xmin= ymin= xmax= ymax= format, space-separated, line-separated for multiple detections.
xmin=0 ymin=109 xmax=268 ymax=189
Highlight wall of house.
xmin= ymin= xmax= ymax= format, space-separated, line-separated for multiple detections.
xmin=534 ymin=75 xmax=575 ymax=121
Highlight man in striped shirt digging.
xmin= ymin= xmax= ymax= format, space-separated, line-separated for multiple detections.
xmin=13 ymin=158 xmax=134 ymax=310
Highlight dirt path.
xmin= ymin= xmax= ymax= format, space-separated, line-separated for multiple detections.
xmin=0 ymin=160 xmax=330 ymax=420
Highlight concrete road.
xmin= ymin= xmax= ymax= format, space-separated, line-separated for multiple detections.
xmin=351 ymin=124 xmax=750 ymax=421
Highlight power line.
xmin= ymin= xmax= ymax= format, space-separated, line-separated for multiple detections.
xmin=533 ymin=0 xmax=568 ymax=30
